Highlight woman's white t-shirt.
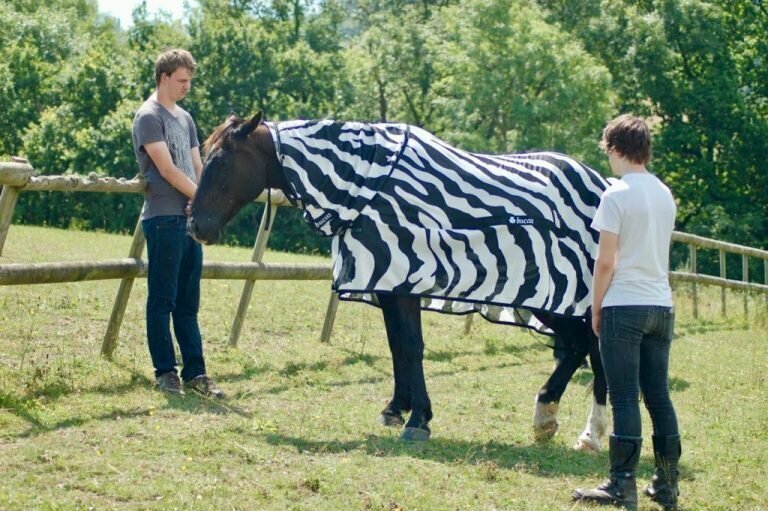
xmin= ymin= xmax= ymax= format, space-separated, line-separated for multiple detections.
xmin=591 ymin=173 xmax=677 ymax=307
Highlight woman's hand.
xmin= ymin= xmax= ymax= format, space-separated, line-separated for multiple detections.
xmin=592 ymin=309 xmax=601 ymax=337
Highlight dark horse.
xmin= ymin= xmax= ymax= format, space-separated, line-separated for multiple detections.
xmin=189 ymin=112 xmax=608 ymax=448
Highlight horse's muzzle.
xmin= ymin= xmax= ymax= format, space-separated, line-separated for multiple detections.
xmin=187 ymin=215 xmax=221 ymax=245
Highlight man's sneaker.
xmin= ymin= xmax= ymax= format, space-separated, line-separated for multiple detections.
xmin=156 ymin=372 xmax=185 ymax=395
xmin=186 ymin=375 xmax=225 ymax=399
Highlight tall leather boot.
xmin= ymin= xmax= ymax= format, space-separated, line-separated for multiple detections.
xmin=643 ymin=434 xmax=681 ymax=510
xmin=572 ymin=435 xmax=642 ymax=510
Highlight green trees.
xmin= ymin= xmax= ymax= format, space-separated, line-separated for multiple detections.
xmin=0 ymin=0 xmax=81 ymax=157
xmin=2 ymin=0 xmax=145 ymax=230
xmin=538 ymin=0 xmax=768 ymax=248
xmin=431 ymin=0 xmax=614 ymax=162
xmin=1 ymin=0 xmax=765 ymax=253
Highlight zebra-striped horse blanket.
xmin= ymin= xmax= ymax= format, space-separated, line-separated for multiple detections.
xmin=268 ymin=120 xmax=609 ymax=334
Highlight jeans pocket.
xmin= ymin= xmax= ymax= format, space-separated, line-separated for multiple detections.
xmin=155 ymin=216 xmax=183 ymax=229
xmin=605 ymin=307 xmax=645 ymax=345
xmin=661 ymin=309 xmax=675 ymax=341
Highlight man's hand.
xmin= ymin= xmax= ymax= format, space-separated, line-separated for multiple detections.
xmin=144 ymin=141 xmax=198 ymax=199
xmin=185 ymin=199 xmax=193 ymax=217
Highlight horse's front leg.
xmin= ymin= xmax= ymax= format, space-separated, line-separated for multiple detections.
xmin=377 ymin=296 xmax=410 ymax=427
xmin=378 ymin=293 xmax=432 ymax=441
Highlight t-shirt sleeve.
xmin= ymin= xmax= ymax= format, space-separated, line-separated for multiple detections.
xmin=133 ymin=110 xmax=165 ymax=149
xmin=186 ymin=113 xmax=200 ymax=148
xmin=591 ymin=192 xmax=622 ymax=234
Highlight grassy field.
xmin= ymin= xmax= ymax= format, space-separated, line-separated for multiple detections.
xmin=0 ymin=225 xmax=766 ymax=510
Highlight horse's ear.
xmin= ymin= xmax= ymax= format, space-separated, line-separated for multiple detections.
xmin=233 ymin=111 xmax=263 ymax=140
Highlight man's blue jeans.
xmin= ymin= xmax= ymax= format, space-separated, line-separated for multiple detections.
xmin=142 ymin=215 xmax=206 ymax=381
xmin=600 ymin=305 xmax=679 ymax=438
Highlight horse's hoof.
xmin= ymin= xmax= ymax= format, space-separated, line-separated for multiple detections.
xmin=573 ymin=435 xmax=601 ymax=452
xmin=533 ymin=400 xmax=559 ymax=442
xmin=377 ymin=412 xmax=405 ymax=427
xmin=573 ymin=400 xmax=607 ymax=451
xmin=533 ymin=421 xmax=559 ymax=442
xmin=401 ymin=427 xmax=430 ymax=442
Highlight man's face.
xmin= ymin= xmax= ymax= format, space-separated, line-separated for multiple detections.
xmin=161 ymin=67 xmax=194 ymax=102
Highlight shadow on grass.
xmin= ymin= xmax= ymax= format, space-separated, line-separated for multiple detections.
xmin=259 ymin=358 xmax=528 ymax=396
xmin=336 ymin=342 xmax=539 ymax=376
xmin=669 ymin=376 xmax=690 ymax=392
xmin=261 ymin=432 xmax=656 ymax=479
xmin=0 ymin=390 xmax=164 ymax=439
xmin=572 ymin=370 xmax=595 ymax=388
xmin=2 ymin=390 xmax=253 ymax=439
xmin=250 ymin=338 xmax=545 ymax=397
xmin=675 ymin=318 xmax=750 ymax=336
xmin=209 ymin=361 xmax=276 ymax=384
xmin=426 ymin=340 xmax=542 ymax=362
xmin=0 ymin=362 xmax=253 ymax=439
xmin=341 ymin=351 xmax=387 ymax=367
xmin=182 ymin=339 xmax=545 ymax=398
xmin=0 ymin=337 xmax=566 ymax=439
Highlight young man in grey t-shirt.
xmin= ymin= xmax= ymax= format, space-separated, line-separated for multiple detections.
xmin=132 ymin=48 xmax=223 ymax=398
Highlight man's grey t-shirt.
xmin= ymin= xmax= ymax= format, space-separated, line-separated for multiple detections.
xmin=132 ymin=99 xmax=199 ymax=220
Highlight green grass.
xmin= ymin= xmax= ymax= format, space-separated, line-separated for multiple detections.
xmin=1 ymin=225 xmax=766 ymax=510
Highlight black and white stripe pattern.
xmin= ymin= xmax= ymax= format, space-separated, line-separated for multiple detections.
xmin=269 ymin=120 xmax=609 ymax=332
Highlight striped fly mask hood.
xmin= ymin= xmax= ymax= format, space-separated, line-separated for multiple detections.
xmin=268 ymin=120 xmax=410 ymax=236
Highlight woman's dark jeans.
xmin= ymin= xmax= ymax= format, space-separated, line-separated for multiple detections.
xmin=600 ymin=305 xmax=679 ymax=438
xmin=142 ymin=215 xmax=206 ymax=381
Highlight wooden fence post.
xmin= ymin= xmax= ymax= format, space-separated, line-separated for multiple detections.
xmin=742 ymin=255 xmax=749 ymax=319
xmin=228 ymin=203 xmax=279 ymax=347
xmin=101 ymin=216 xmax=146 ymax=358
xmin=719 ymin=249 xmax=727 ymax=317
xmin=0 ymin=159 xmax=33 ymax=257
xmin=764 ymin=258 xmax=768 ymax=314
xmin=0 ymin=186 xmax=20 ymax=258
xmin=463 ymin=314 xmax=474 ymax=336
xmin=690 ymin=245 xmax=698 ymax=319
xmin=319 ymin=293 xmax=339 ymax=343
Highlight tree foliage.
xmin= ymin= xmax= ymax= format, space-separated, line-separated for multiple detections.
xmin=538 ymin=0 xmax=768 ymax=249
xmin=0 ymin=0 xmax=765 ymax=254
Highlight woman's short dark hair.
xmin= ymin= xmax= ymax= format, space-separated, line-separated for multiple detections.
xmin=154 ymin=49 xmax=196 ymax=85
xmin=599 ymin=114 xmax=652 ymax=165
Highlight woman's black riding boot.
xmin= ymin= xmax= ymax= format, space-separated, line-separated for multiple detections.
xmin=643 ymin=435 xmax=681 ymax=510
xmin=572 ymin=435 xmax=642 ymax=510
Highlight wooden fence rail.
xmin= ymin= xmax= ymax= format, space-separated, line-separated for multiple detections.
xmin=0 ymin=160 xmax=332 ymax=358
xmin=1 ymin=161 xmax=767 ymax=359
xmin=670 ymin=232 xmax=768 ymax=318
xmin=0 ymin=259 xmax=331 ymax=285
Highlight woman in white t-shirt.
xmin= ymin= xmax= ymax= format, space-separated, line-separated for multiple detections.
xmin=573 ymin=115 xmax=681 ymax=511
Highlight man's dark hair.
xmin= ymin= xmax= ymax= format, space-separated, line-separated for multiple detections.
xmin=599 ymin=114 xmax=652 ymax=165
xmin=154 ymin=49 xmax=196 ymax=85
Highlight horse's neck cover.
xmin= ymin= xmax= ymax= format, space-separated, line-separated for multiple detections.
xmin=270 ymin=120 xmax=609 ymax=333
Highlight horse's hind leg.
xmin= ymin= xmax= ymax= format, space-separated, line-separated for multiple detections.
xmin=378 ymin=294 xmax=432 ymax=441
xmin=531 ymin=312 xmax=594 ymax=443
xmin=574 ymin=332 xmax=609 ymax=452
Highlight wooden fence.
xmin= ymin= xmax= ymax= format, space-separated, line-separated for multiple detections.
xmin=1 ymin=160 xmax=767 ymax=358
xmin=0 ymin=160 xmax=333 ymax=359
